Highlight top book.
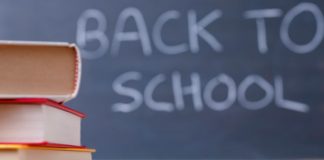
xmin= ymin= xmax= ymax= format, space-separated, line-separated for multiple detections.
xmin=0 ymin=41 xmax=81 ymax=102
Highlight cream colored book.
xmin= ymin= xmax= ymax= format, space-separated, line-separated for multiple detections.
xmin=0 ymin=145 xmax=94 ymax=160
xmin=0 ymin=98 xmax=84 ymax=146
xmin=0 ymin=41 xmax=81 ymax=102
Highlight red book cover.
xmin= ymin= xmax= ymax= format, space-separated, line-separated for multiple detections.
xmin=0 ymin=98 xmax=85 ymax=118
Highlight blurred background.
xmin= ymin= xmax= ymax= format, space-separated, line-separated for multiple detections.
xmin=2 ymin=0 xmax=324 ymax=159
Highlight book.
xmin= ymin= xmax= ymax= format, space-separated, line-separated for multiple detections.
xmin=0 ymin=41 xmax=94 ymax=159
xmin=0 ymin=98 xmax=84 ymax=146
xmin=0 ymin=144 xmax=94 ymax=160
xmin=0 ymin=41 xmax=81 ymax=103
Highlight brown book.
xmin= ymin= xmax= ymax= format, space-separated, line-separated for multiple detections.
xmin=0 ymin=41 xmax=81 ymax=102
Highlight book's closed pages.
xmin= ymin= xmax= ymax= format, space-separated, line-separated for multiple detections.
xmin=0 ymin=41 xmax=81 ymax=102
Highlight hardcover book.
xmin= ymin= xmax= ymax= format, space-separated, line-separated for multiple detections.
xmin=0 ymin=144 xmax=94 ymax=160
xmin=0 ymin=98 xmax=84 ymax=146
xmin=0 ymin=41 xmax=81 ymax=102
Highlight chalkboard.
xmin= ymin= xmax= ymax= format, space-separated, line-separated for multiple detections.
xmin=1 ymin=0 xmax=324 ymax=159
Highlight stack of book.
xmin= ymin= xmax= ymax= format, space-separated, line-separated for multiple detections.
xmin=0 ymin=41 xmax=94 ymax=160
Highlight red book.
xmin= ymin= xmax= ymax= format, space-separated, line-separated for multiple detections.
xmin=0 ymin=98 xmax=84 ymax=147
